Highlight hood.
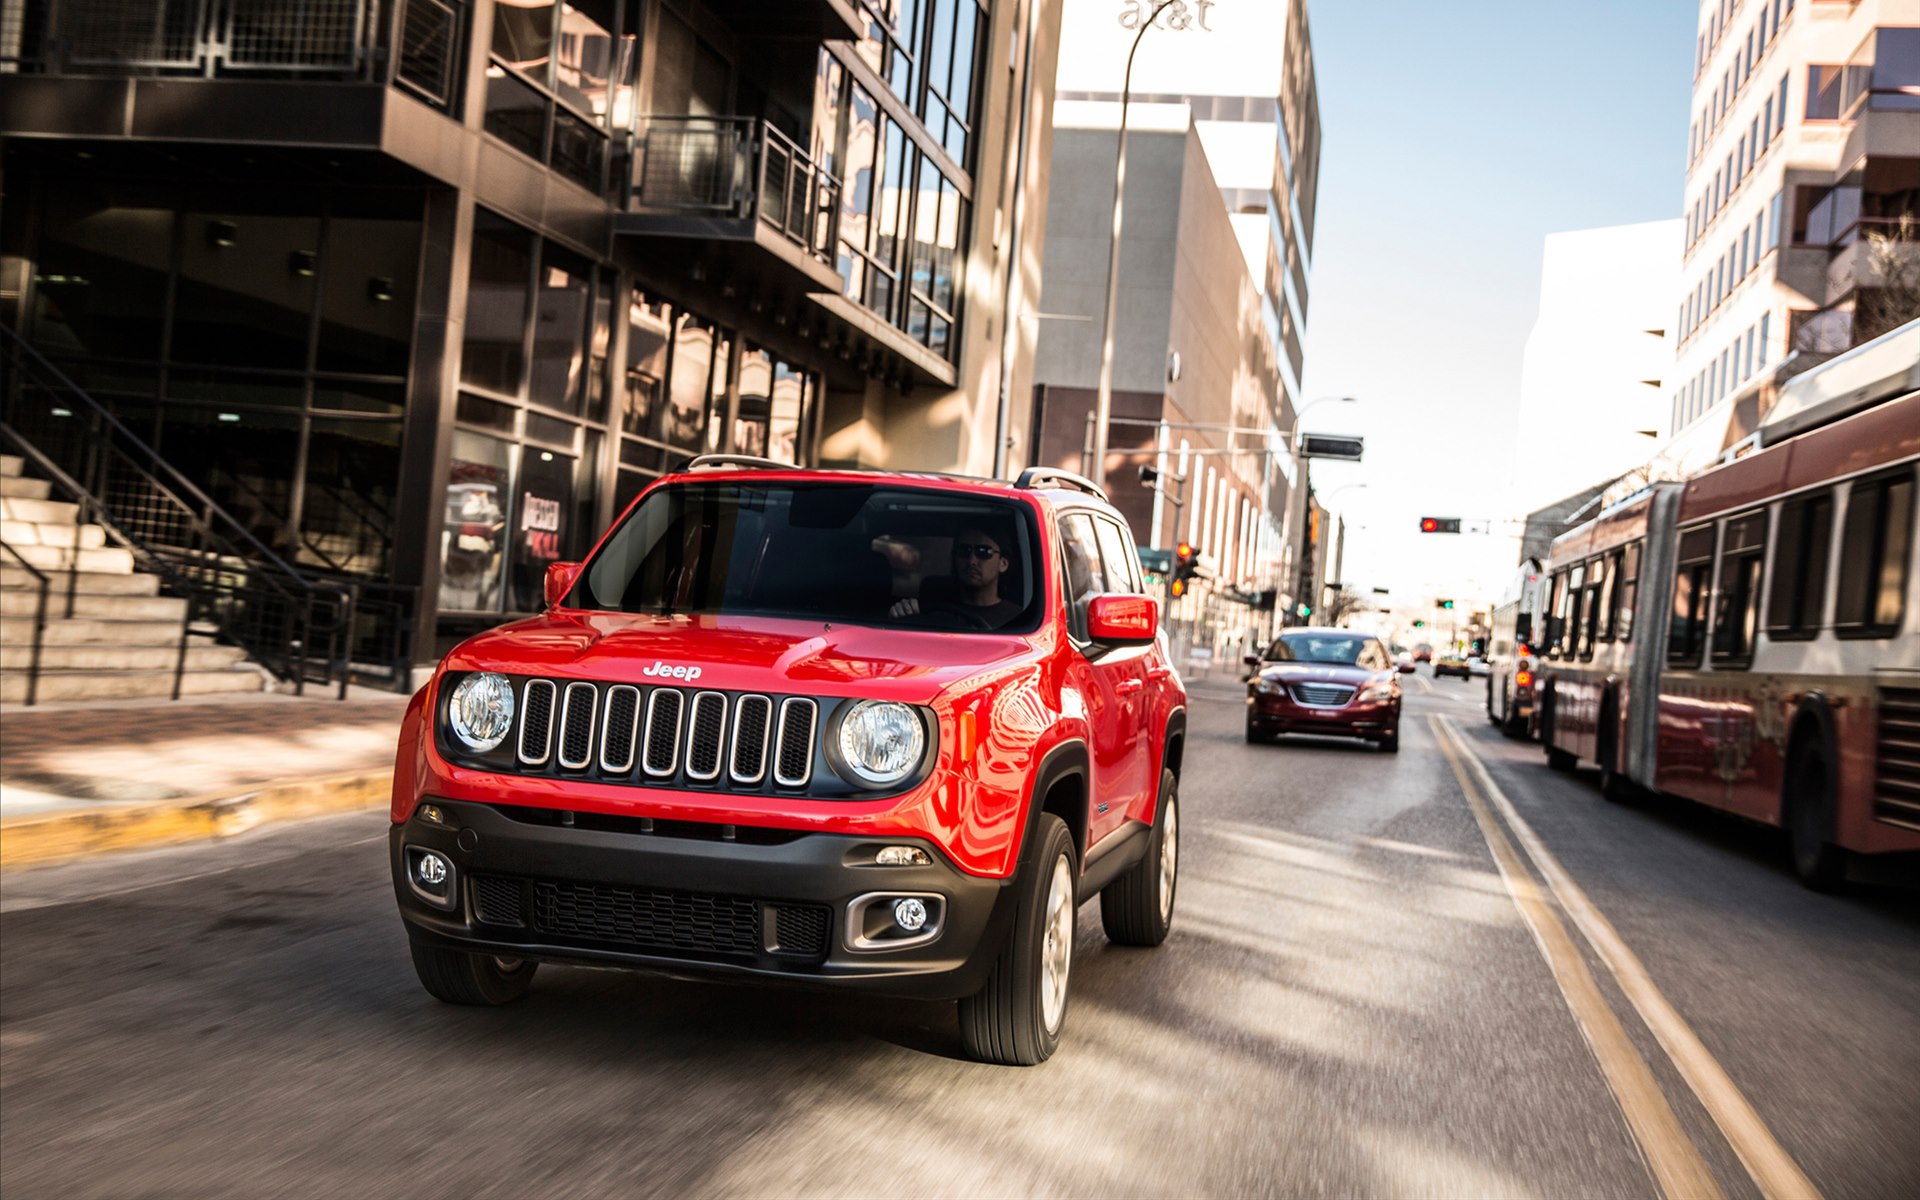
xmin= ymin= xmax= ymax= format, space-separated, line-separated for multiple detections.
xmin=1255 ymin=661 xmax=1382 ymax=687
xmin=445 ymin=610 xmax=1039 ymax=704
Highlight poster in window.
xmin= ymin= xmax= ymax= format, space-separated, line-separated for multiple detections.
xmin=511 ymin=450 xmax=576 ymax=611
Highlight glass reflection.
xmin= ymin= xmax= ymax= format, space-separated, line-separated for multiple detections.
xmin=442 ymin=431 xmax=513 ymax=612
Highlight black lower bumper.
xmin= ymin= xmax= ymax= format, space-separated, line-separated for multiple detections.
xmin=1246 ymin=696 xmax=1397 ymax=739
xmin=391 ymin=799 xmax=1016 ymax=1000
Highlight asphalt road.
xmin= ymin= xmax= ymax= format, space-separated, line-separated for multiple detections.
xmin=3 ymin=670 xmax=1916 ymax=1198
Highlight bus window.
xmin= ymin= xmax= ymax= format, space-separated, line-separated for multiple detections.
xmin=1669 ymin=527 xmax=1715 ymax=667
xmin=1563 ymin=563 xmax=1587 ymax=658
xmin=1835 ymin=470 xmax=1914 ymax=637
xmin=1765 ymin=490 xmax=1832 ymax=638
xmin=1546 ymin=571 xmax=1568 ymax=657
xmin=1578 ymin=558 xmax=1608 ymax=658
xmin=1618 ymin=541 xmax=1642 ymax=643
xmin=1598 ymin=548 xmax=1624 ymax=643
xmin=1711 ymin=512 xmax=1766 ymax=665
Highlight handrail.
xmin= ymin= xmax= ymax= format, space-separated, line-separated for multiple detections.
xmin=0 ymin=328 xmax=357 ymax=697
xmin=0 ymin=540 xmax=51 ymax=706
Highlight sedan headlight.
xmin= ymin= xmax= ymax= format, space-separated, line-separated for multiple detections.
xmin=835 ymin=700 xmax=926 ymax=787
xmin=1253 ymin=677 xmax=1285 ymax=695
xmin=448 ymin=672 xmax=516 ymax=752
xmin=1357 ymin=683 xmax=1396 ymax=704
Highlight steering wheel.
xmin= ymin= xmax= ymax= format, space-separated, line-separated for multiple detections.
xmin=912 ymin=605 xmax=995 ymax=631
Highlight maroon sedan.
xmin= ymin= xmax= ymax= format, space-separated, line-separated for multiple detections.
xmin=1243 ymin=628 xmax=1405 ymax=752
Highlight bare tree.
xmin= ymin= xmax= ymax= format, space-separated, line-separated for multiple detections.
xmin=1321 ymin=588 xmax=1367 ymax=626
xmin=1856 ymin=213 xmax=1920 ymax=344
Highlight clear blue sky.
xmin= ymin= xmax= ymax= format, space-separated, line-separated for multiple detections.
xmin=1297 ymin=0 xmax=1698 ymax=613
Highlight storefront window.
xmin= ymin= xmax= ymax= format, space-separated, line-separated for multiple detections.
xmin=30 ymin=205 xmax=171 ymax=361
xmin=318 ymin=217 xmax=421 ymax=377
xmin=510 ymin=446 xmax=576 ymax=612
xmin=172 ymin=213 xmax=321 ymax=368
xmin=302 ymin=418 xmax=403 ymax=576
xmin=461 ymin=212 xmax=535 ymax=396
xmin=623 ymin=289 xmax=672 ymax=439
xmin=529 ymin=240 xmax=592 ymax=414
xmin=441 ymin=431 xmax=513 ymax=612
xmin=662 ymin=313 xmax=720 ymax=453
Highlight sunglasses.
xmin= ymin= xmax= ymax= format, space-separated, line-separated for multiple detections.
xmin=952 ymin=542 xmax=1003 ymax=561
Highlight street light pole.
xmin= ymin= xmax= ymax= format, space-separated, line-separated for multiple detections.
xmin=1091 ymin=0 xmax=1180 ymax=491
xmin=1282 ymin=395 xmax=1357 ymax=626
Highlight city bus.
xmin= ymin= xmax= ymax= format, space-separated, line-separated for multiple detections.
xmin=1535 ymin=334 xmax=1920 ymax=888
xmin=1485 ymin=557 xmax=1547 ymax=737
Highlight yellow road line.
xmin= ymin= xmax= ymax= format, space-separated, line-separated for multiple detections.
xmin=1429 ymin=715 xmax=1724 ymax=1200
xmin=1437 ymin=716 xmax=1823 ymax=1200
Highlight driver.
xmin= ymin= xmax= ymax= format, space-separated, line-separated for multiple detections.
xmin=889 ymin=524 xmax=1024 ymax=629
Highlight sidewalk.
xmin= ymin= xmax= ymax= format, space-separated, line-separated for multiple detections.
xmin=0 ymin=687 xmax=409 ymax=868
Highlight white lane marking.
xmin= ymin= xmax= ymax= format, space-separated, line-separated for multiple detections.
xmin=1414 ymin=674 xmax=1434 ymax=695
xmin=1430 ymin=716 xmax=1723 ymax=1200
xmin=1438 ymin=716 xmax=1823 ymax=1200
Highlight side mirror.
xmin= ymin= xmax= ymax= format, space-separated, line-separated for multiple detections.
xmin=545 ymin=561 xmax=583 ymax=609
xmin=1398 ymin=662 xmax=1416 ymax=674
xmin=1243 ymin=654 xmax=1262 ymax=669
xmin=1087 ymin=594 xmax=1158 ymax=645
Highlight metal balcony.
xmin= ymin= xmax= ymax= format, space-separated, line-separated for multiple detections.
xmin=619 ymin=115 xmax=845 ymax=297
xmin=698 ymin=0 xmax=863 ymax=40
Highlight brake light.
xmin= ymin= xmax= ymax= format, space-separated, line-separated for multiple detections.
xmin=1516 ymin=671 xmax=1533 ymax=688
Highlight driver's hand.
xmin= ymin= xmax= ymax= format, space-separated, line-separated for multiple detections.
xmin=889 ymin=598 xmax=920 ymax=618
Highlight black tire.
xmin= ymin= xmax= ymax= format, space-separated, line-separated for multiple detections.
xmin=959 ymin=814 xmax=1077 ymax=1065
xmin=1786 ymin=745 xmax=1845 ymax=891
xmin=1597 ymin=698 xmax=1630 ymax=803
xmin=1377 ymin=727 xmax=1400 ymax=753
xmin=408 ymin=939 xmax=538 ymax=1005
xmin=1546 ymin=744 xmax=1577 ymax=772
xmin=1244 ymin=721 xmax=1266 ymax=744
xmin=1101 ymin=770 xmax=1179 ymax=947
xmin=1542 ymin=690 xmax=1576 ymax=771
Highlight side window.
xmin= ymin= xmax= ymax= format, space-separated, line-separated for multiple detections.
xmin=1765 ymin=490 xmax=1832 ymax=638
xmin=1579 ymin=557 xmax=1609 ymax=658
xmin=1599 ymin=548 xmax=1625 ymax=642
xmin=1618 ymin=541 xmax=1642 ymax=643
xmin=1564 ymin=563 xmax=1589 ymax=658
xmin=1670 ymin=526 xmax=1716 ymax=666
xmin=1058 ymin=513 xmax=1107 ymax=643
xmin=1712 ymin=511 xmax=1767 ymax=665
xmin=1092 ymin=516 xmax=1143 ymax=595
xmin=1547 ymin=570 xmax=1569 ymax=657
xmin=1834 ymin=470 xmax=1914 ymax=637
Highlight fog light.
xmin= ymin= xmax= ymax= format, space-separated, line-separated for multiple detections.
xmin=875 ymin=845 xmax=932 ymax=867
xmin=416 ymin=851 xmax=449 ymax=886
xmin=892 ymin=897 xmax=928 ymax=932
xmin=419 ymin=804 xmax=446 ymax=826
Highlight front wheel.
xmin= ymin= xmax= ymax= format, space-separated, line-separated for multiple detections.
xmin=959 ymin=814 xmax=1077 ymax=1065
xmin=1787 ymin=747 xmax=1846 ymax=891
xmin=1377 ymin=728 xmax=1400 ymax=754
xmin=1102 ymin=770 xmax=1179 ymax=946
xmin=409 ymin=939 xmax=538 ymax=1005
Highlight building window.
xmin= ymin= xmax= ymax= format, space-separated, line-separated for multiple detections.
xmin=440 ymin=430 xmax=514 ymax=613
xmin=1871 ymin=28 xmax=1920 ymax=111
xmin=1806 ymin=64 xmax=1846 ymax=120
xmin=854 ymin=1 xmax=988 ymax=169
xmin=1834 ymin=469 xmax=1915 ymax=637
xmin=483 ymin=1 xmax=637 ymax=193
xmin=1766 ymin=490 xmax=1832 ymax=638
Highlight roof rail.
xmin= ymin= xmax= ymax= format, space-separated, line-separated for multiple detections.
xmin=676 ymin=453 xmax=798 ymax=473
xmin=1013 ymin=467 xmax=1108 ymax=501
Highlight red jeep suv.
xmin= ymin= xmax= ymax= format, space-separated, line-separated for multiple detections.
xmin=391 ymin=458 xmax=1187 ymax=1065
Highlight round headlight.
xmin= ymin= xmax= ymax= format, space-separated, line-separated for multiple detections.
xmin=836 ymin=700 xmax=926 ymax=787
xmin=449 ymin=672 xmax=516 ymax=752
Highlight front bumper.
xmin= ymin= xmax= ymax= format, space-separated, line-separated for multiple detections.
xmin=1246 ymin=690 xmax=1398 ymax=739
xmin=392 ymin=799 xmax=1015 ymax=1000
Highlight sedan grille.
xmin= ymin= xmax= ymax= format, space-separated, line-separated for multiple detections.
xmin=1292 ymin=683 xmax=1357 ymax=707
xmin=500 ymin=678 xmax=818 ymax=793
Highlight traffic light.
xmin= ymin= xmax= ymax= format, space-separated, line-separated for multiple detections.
xmin=1412 ymin=619 xmax=1426 ymax=628
xmin=1171 ymin=542 xmax=1199 ymax=597
xmin=1419 ymin=517 xmax=1462 ymax=534
xmin=1437 ymin=598 xmax=1455 ymax=610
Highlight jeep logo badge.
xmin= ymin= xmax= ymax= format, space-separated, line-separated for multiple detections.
xmin=642 ymin=661 xmax=703 ymax=683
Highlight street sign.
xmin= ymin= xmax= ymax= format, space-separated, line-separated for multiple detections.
xmin=1299 ymin=433 xmax=1364 ymax=462
xmin=1138 ymin=548 xmax=1173 ymax=575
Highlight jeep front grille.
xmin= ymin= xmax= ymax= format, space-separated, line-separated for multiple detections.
xmin=499 ymin=678 xmax=819 ymax=794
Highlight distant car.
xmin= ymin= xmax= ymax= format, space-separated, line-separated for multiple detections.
xmin=1467 ymin=656 xmax=1490 ymax=678
xmin=1434 ymin=652 xmax=1471 ymax=679
xmin=1243 ymin=629 xmax=1403 ymax=752
xmin=1413 ymin=644 xmax=1433 ymax=663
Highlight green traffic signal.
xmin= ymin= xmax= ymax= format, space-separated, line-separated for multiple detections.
xmin=1412 ymin=619 xmax=1426 ymax=628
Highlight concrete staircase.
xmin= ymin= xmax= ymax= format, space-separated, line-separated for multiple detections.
xmin=0 ymin=452 xmax=267 ymax=703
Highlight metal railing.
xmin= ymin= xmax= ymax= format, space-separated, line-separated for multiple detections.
xmin=1 ymin=0 xmax=464 ymax=111
xmin=0 ymin=539 xmax=50 ymax=706
xmin=0 ymin=325 xmax=359 ymax=698
xmin=632 ymin=116 xmax=842 ymax=265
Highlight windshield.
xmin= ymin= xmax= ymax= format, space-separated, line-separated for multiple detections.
xmin=572 ymin=481 xmax=1041 ymax=632
xmin=1260 ymin=633 xmax=1369 ymax=665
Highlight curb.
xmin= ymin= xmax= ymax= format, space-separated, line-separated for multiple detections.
xmin=0 ymin=770 xmax=389 ymax=870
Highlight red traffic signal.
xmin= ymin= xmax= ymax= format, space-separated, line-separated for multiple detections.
xmin=1419 ymin=517 xmax=1462 ymax=534
xmin=1176 ymin=541 xmax=1195 ymax=560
